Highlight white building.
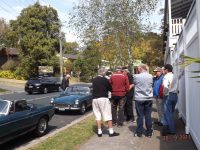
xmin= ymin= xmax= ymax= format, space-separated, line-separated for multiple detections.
xmin=164 ymin=0 xmax=200 ymax=149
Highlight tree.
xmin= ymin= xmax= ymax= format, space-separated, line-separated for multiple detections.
xmin=0 ymin=18 xmax=10 ymax=48
xmin=63 ymin=42 xmax=79 ymax=54
xmin=9 ymin=2 xmax=61 ymax=78
xmin=70 ymin=0 xmax=159 ymax=69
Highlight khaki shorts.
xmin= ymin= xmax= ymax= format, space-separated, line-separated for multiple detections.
xmin=92 ymin=97 xmax=112 ymax=121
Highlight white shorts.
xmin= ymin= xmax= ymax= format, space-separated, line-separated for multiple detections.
xmin=92 ymin=97 xmax=112 ymax=122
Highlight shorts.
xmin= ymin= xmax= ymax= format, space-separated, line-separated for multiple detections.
xmin=92 ymin=97 xmax=112 ymax=121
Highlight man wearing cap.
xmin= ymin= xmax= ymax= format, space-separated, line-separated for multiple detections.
xmin=110 ymin=67 xmax=129 ymax=127
xmin=162 ymin=64 xmax=178 ymax=136
xmin=153 ymin=67 xmax=164 ymax=126
xmin=92 ymin=68 xmax=119 ymax=137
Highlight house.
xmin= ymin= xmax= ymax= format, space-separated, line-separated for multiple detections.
xmin=0 ymin=48 xmax=19 ymax=69
xmin=164 ymin=0 xmax=200 ymax=149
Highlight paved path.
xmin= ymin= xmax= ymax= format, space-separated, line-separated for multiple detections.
xmin=79 ymin=103 xmax=197 ymax=150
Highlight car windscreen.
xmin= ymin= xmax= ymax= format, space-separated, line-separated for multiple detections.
xmin=0 ymin=100 xmax=9 ymax=115
xmin=27 ymin=79 xmax=41 ymax=84
xmin=65 ymin=86 xmax=90 ymax=95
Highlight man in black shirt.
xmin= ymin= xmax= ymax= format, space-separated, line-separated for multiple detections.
xmin=92 ymin=68 xmax=119 ymax=137
xmin=123 ymin=67 xmax=135 ymax=123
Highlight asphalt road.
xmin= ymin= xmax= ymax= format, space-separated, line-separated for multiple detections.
xmin=0 ymin=91 xmax=92 ymax=150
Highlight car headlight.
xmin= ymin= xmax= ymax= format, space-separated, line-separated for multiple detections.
xmin=51 ymin=98 xmax=54 ymax=104
xmin=35 ymin=83 xmax=41 ymax=86
xmin=75 ymin=99 xmax=79 ymax=105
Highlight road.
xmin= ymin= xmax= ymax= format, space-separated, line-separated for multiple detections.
xmin=0 ymin=91 xmax=92 ymax=150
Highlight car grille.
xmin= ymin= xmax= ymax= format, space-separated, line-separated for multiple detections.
xmin=55 ymin=103 xmax=69 ymax=108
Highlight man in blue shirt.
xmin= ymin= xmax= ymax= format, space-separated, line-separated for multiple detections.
xmin=153 ymin=67 xmax=164 ymax=126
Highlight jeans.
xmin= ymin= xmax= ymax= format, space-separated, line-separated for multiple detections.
xmin=111 ymin=96 xmax=126 ymax=124
xmin=124 ymin=95 xmax=135 ymax=121
xmin=135 ymin=100 xmax=153 ymax=135
xmin=154 ymin=97 xmax=164 ymax=123
xmin=163 ymin=93 xmax=178 ymax=133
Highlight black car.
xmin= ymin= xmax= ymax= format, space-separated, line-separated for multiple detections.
xmin=0 ymin=99 xmax=55 ymax=144
xmin=25 ymin=77 xmax=60 ymax=94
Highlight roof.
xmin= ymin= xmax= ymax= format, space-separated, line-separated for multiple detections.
xmin=0 ymin=48 xmax=19 ymax=56
xmin=171 ymin=0 xmax=193 ymax=18
xmin=63 ymin=54 xmax=78 ymax=60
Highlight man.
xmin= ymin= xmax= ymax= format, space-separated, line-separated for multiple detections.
xmin=153 ymin=67 xmax=164 ymax=126
xmin=123 ymin=67 xmax=135 ymax=123
xmin=61 ymin=74 xmax=70 ymax=91
xmin=92 ymin=68 xmax=119 ymax=137
xmin=133 ymin=64 xmax=153 ymax=137
xmin=110 ymin=67 xmax=129 ymax=127
xmin=162 ymin=64 xmax=178 ymax=136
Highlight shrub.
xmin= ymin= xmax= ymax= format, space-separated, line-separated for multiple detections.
xmin=0 ymin=70 xmax=24 ymax=80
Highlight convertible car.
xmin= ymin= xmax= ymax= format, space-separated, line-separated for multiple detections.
xmin=0 ymin=99 xmax=55 ymax=144
xmin=51 ymin=83 xmax=93 ymax=114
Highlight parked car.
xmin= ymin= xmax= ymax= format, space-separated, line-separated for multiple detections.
xmin=0 ymin=99 xmax=55 ymax=144
xmin=25 ymin=77 xmax=60 ymax=94
xmin=51 ymin=83 xmax=93 ymax=114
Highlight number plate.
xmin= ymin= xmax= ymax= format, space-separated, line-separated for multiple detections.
xmin=29 ymin=86 xmax=33 ymax=88
xmin=58 ymin=107 xmax=69 ymax=111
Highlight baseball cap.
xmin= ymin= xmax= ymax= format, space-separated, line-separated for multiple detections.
xmin=153 ymin=67 xmax=162 ymax=72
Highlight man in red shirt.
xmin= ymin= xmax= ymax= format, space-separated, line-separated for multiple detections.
xmin=110 ymin=67 xmax=129 ymax=126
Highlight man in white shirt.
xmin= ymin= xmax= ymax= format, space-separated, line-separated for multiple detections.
xmin=162 ymin=64 xmax=178 ymax=136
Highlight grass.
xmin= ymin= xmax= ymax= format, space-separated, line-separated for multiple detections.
xmin=0 ymin=88 xmax=8 ymax=93
xmin=30 ymin=116 xmax=96 ymax=150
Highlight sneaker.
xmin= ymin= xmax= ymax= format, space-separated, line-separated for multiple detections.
xmin=97 ymin=133 xmax=102 ymax=137
xmin=109 ymin=132 xmax=120 ymax=137
xmin=134 ymin=133 xmax=142 ymax=137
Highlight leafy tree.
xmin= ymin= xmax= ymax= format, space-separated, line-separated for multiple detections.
xmin=0 ymin=18 xmax=10 ymax=48
xmin=70 ymin=0 xmax=159 ymax=69
xmin=63 ymin=42 xmax=79 ymax=54
xmin=9 ymin=2 xmax=60 ymax=78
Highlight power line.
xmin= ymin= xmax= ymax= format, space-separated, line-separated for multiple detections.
xmin=1 ymin=0 xmax=20 ymax=14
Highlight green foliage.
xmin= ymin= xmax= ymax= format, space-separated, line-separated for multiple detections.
xmin=8 ymin=2 xmax=60 ymax=78
xmin=0 ymin=18 xmax=10 ymax=47
xmin=73 ymin=43 xmax=101 ymax=82
xmin=0 ymin=70 xmax=24 ymax=80
xmin=182 ymin=55 xmax=200 ymax=79
xmin=63 ymin=42 xmax=79 ymax=54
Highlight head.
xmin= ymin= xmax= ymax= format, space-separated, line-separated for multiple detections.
xmin=153 ymin=67 xmax=162 ymax=77
xmin=137 ymin=63 xmax=148 ymax=73
xmin=114 ymin=66 xmax=123 ymax=73
xmin=122 ymin=66 xmax=129 ymax=75
xmin=164 ymin=64 xmax=173 ymax=74
xmin=66 ymin=74 xmax=70 ymax=79
xmin=98 ymin=68 xmax=107 ymax=76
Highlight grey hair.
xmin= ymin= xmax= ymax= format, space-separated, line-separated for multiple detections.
xmin=98 ymin=68 xmax=107 ymax=76
xmin=138 ymin=63 xmax=148 ymax=71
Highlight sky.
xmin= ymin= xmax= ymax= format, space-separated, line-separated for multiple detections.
xmin=0 ymin=0 xmax=164 ymax=42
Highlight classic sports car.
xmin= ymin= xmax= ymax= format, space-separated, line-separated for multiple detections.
xmin=51 ymin=83 xmax=93 ymax=114
xmin=25 ymin=77 xmax=60 ymax=94
xmin=0 ymin=99 xmax=55 ymax=144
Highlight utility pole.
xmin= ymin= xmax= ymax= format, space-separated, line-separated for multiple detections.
xmin=59 ymin=24 xmax=63 ymax=82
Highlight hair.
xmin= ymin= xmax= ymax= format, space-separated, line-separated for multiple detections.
xmin=138 ymin=63 xmax=148 ymax=71
xmin=98 ymin=68 xmax=107 ymax=76
xmin=164 ymin=64 xmax=173 ymax=72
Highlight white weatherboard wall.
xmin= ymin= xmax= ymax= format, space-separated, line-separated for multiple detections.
xmin=173 ymin=1 xmax=200 ymax=149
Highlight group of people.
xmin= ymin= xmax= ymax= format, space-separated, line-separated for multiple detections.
xmin=92 ymin=63 xmax=178 ymax=138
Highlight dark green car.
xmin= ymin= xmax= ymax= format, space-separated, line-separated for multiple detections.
xmin=51 ymin=83 xmax=93 ymax=114
xmin=0 ymin=99 xmax=55 ymax=144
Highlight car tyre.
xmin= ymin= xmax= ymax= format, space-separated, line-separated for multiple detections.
xmin=28 ymin=91 xmax=32 ymax=94
xmin=35 ymin=117 xmax=48 ymax=136
xmin=79 ymin=103 xmax=86 ymax=114
xmin=43 ymin=87 xmax=48 ymax=94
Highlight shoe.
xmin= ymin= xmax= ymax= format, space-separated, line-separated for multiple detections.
xmin=162 ymin=126 xmax=168 ymax=136
xmin=134 ymin=133 xmax=142 ymax=137
xmin=109 ymin=132 xmax=120 ymax=137
xmin=97 ymin=133 xmax=102 ymax=137
xmin=117 ymin=123 xmax=123 ymax=127
xmin=146 ymin=133 xmax=153 ymax=138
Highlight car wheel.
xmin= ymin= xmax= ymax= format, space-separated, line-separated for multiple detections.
xmin=43 ymin=88 xmax=48 ymax=94
xmin=28 ymin=91 xmax=32 ymax=94
xmin=35 ymin=117 xmax=48 ymax=136
xmin=79 ymin=103 xmax=86 ymax=114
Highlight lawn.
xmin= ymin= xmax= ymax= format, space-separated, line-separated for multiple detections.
xmin=0 ymin=88 xmax=8 ymax=93
xmin=30 ymin=116 xmax=95 ymax=150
